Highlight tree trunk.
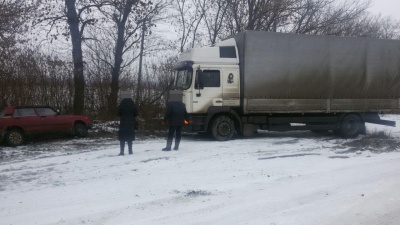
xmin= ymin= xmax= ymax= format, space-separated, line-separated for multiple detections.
xmin=65 ymin=0 xmax=85 ymax=115
xmin=107 ymin=0 xmax=137 ymax=119
xmin=136 ymin=20 xmax=146 ymax=107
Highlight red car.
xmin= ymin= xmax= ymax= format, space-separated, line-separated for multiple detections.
xmin=0 ymin=106 xmax=92 ymax=146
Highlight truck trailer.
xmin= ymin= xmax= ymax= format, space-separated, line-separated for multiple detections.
xmin=172 ymin=31 xmax=400 ymax=141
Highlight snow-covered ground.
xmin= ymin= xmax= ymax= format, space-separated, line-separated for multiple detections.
xmin=1 ymin=115 xmax=400 ymax=225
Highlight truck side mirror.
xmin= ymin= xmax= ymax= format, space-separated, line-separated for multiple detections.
xmin=196 ymin=69 xmax=204 ymax=88
xmin=195 ymin=69 xmax=203 ymax=97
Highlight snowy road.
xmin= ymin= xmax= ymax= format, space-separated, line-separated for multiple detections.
xmin=1 ymin=115 xmax=400 ymax=225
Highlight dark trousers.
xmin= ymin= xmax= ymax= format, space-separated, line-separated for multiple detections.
xmin=166 ymin=126 xmax=182 ymax=148
xmin=120 ymin=139 xmax=133 ymax=154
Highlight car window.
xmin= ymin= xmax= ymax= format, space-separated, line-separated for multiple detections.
xmin=36 ymin=107 xmax=57 ymax=116
xmin=0 ymin=110 xmax=4 ymax=117
xmin=13 ymin=108 xmax=37 ymax=117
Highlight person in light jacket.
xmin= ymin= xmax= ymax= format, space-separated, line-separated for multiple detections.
xmin=117 ymin=92 xmax=138 ymax=155
xmin=162 ymin=91 xmax=188 ymax=151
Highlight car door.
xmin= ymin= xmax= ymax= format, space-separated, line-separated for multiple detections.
xmin=12 ymin=107 xmax=43 ymax=134
xmin=35 ymin=107 xmax=70 ymax=133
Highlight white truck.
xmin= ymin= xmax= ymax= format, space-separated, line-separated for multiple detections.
xmin=172 ymin=31 xmax=400 ymax=140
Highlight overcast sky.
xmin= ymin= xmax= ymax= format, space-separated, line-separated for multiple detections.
xmin=369 ymin=0 xmax=400 ymax=20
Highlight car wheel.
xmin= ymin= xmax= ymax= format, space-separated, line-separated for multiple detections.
xmin=5 ymin=129 xmax=25 ymax=146
xmin=74 ymin=123 xmax=88 ymax=138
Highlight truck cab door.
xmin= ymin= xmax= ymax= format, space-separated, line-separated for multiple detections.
xmin=192 ymin=69 xmax=222 ymax=113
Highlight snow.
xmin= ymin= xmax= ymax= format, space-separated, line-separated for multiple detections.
xmin=1 ymin=115 xmax=400 ymax=225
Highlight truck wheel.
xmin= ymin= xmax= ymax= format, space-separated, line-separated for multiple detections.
xmin=339 ymin=114 xmax=363 ymax=138
xmin=5 ymin=129 xmax=25 ymax=146
xmin=211 ymin=115 xmax=235 ymax=141
xmin=74 ymin=123 xmax=88 ymax=138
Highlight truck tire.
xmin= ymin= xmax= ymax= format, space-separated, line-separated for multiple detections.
xmin=339 ymin=114 xmax=363 ymax=138
xmin=5 ymin=129 xmax=25 ymax=146
xmin=74 ymin=123 xmax=88 ymax=138
xmin=211 ymin=115 xmax=235 ymax=141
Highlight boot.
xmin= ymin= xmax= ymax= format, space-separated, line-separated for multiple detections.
xmin=119 ymin=141 xmax=125 ymax=156
xmin=163 ymin=139 xmax=172 ymax=151
xmin=128 ymin=141 xmax=133 ymax=154
xmin=173 ymin=140 xmax=180 ymax=150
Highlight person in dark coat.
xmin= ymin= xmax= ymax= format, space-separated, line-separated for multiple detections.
xmin=117 ymin=95 xmax=138 ymax=156
xmin=162 ymin=91 xmax=188 ymax=151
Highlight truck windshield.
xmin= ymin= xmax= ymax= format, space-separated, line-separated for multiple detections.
xmin=174 ymin=69 xmax=192 ymax=90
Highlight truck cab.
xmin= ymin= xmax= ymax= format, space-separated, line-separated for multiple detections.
xmin=173 ymin=38 xmax=241 ymax=138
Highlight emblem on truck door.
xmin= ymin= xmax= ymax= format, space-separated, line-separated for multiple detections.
xmin=228 ymin=73 xmax=234 ymax=84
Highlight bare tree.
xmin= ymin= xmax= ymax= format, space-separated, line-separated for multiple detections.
xmin=0 ymin=0 xmax=33 ymax=107
xmin=198 ymin=0 xmax=229 ymax=45
xmin=34 ymin=0 xmax=111 ymax=114
xmin=287 ymin=0 xmax=372 ymax=35
xmin=106 ymin=0 xmax=140 ymax=118
xmin=0 ymin=0 xmax=32 ymax=50
xmin=84 ymin=0 xmax=166 ymax=118
xmin=64 ymin=0 xmax=85 ymax=115
xmin=0 ymin=48 xmax=74 ymax=109
xmin=378 ymin=17 xmax=400 ymax=39
xmin=329 ymin=13 xmax=400 ymax=39
xmin=224 ymin=0 xmax=293 ymax=34
xmin=222 ymin=0 xmax=397 ymax=39
xmin=173 ymin=0 xmax=205 ymax=52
